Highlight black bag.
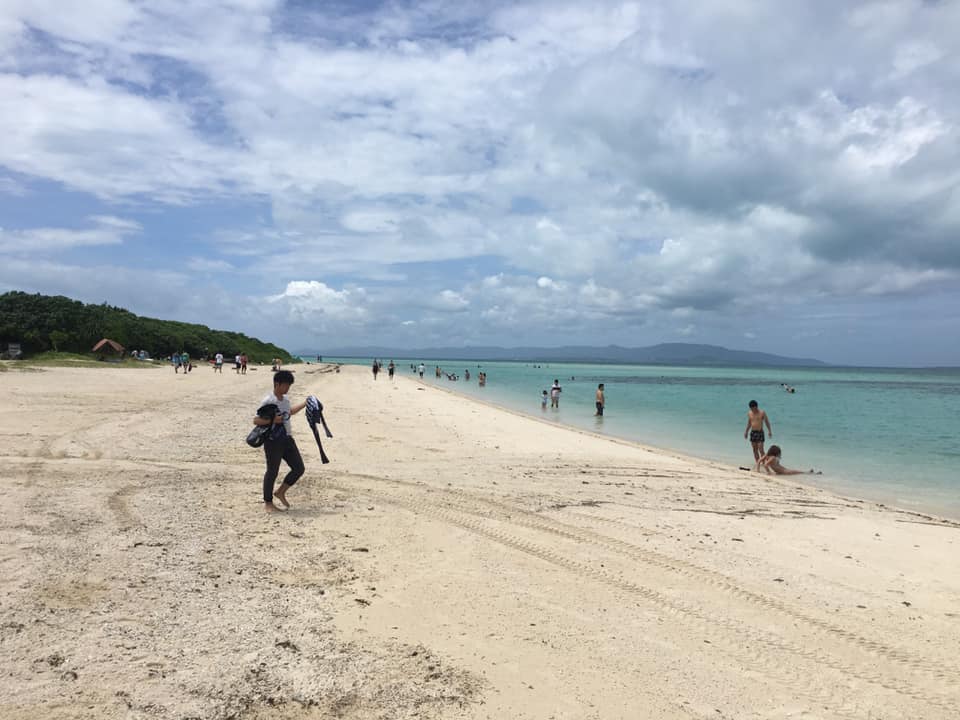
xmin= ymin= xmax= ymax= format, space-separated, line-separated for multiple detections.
xmin=246 ymin=424 xmax=270 ymax=448
xmin=247 ymin=403 xmax=279 ymax=448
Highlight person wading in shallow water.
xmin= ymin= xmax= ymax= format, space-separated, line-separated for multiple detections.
xmin=253 ymin=370 xmax=307 ymax=512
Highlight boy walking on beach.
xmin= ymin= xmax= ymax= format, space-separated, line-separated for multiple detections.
xmin=744 ymin=400 xmax=772 ymax=462
xmin=253 ymin=370 xmax=307 ymax=512
xmin=595 ymin=383 xmax=605 ymax=416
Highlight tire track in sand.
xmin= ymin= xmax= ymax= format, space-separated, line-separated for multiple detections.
xmin=324 ymin=474 xmax=959 ymax=718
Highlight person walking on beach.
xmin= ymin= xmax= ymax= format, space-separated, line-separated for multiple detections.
xmin=756 ymin=445 xmax=821 ymax=475
xmin=372 ymin=359 xmax=380 ymax=380
xmin=388 ymin=360 xmax=395 ymax=380
xmin=550 ymin=379 xmax=562 ymax=408
xmin=240 ymin=353 xmax=248 ymax=375
xmin=252 ymin=369 xmax=307 ymax=512
xmin=744 ymin=400 xmax=772 ymax=462
xmin=418 ymin=362 xmax=425 ymax=378
xmin=595 ymin=383 xmax=605 ymax=416
xmin=214 ymin=352 xmax=223 ymax=373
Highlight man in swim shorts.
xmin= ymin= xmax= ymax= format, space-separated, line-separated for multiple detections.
xmin=744 ymin=400 xmax=772 ymax=463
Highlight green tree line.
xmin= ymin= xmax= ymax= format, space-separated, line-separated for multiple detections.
xmin=0 ymin=291 xmax=296 ymax=363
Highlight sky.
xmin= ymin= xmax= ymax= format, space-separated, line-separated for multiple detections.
xmin=0 ymin=0 xmax=958 ymax=366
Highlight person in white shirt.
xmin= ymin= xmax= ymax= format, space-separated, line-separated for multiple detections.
xmin=214 ymin=352 xmax=223 ymax=373
xmin=252 ymin=370 xmax=307 ymax=512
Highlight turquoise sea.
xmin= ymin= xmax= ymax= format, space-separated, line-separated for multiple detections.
xmin=312 ymin=358 xmax=960 ymax=520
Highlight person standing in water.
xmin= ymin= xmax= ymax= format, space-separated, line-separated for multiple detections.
xmin=744 ymin=400 xmax=772 ymax=463
xmin=595 ymin=383 xmax=605 ymax=416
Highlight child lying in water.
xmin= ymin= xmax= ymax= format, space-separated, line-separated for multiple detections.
xmin=756 ymin=445 xmax=822 ymax=475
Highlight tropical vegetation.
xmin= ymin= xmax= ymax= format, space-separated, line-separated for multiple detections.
xmin=0 ymin=291 xmax=295 ymax=363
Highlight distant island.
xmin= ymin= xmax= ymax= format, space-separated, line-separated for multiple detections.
xmin=0 ymin=291 xmax=296 ymax=362
xmin=304 ymin=343 xmax=827 ymax=368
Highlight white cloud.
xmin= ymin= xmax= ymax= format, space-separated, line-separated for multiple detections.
xmin=186 ymin=257 xmax=235 ymax=273
xmin=0 ymin=215 xmax=140 ymax=253
xmin=0 ymin=0 xmax=959 ymax=363
xmin=267 ymin=280 xmax=370 ymax=334
xmin=0 ymin=73 xmax=245 ymax=201
xmin=430 ymin=289 xmax=469 ymax=312
xmin=0 ymin=175 xmax=27 ymax=196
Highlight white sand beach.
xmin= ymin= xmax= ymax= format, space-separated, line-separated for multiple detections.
xmin=1 ymin=362 xmax=958 ymax=719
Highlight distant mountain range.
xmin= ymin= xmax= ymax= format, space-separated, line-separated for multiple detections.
xmin=301 ymin=343 xmax=827 ymax=367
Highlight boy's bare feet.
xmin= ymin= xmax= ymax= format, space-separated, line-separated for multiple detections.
xmin=264 ymin=501 xmax=280 ymax=512
xmin=273 ymin=485 xmax=290 ymax=509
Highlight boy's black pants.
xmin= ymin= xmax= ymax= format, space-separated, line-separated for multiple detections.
xmin=262 ymin=436 xmax=304 ymax=502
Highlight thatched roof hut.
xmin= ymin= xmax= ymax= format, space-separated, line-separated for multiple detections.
xmin=92 ymin=338 xmax=124 ymax=357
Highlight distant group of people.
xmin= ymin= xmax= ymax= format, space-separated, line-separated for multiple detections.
xmin=744 ymin=399 xmax=820 ymax=475
xmin=409 ymin=362 xmax=486 ymax=386
xmin=212 ymin=352 xmax=248 ymax=374
xmin=174 ymin=351 xmax=253 ymax=374
xmin=538 ymin=378 xmax=604 ymax=417
xmin=371 ymin=359 xmax=396 ymax=380
xmin=172 ymin=352 xmax=192 ymax=373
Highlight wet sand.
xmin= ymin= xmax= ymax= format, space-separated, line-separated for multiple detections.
xmin=1 ymin=362 xmax=958 ymax=719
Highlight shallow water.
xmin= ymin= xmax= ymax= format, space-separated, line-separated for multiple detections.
xmin=317 ymin=358 xmax=960 ymax=519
